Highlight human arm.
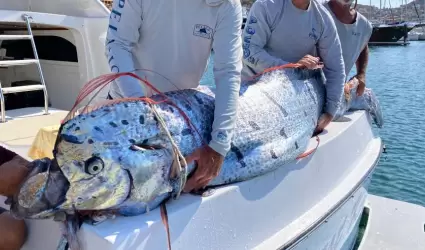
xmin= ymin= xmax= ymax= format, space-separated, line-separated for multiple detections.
xmin=242 ymin=0 xmax=288 ymax=73
xmin=354 ymin=44 xmax=369 ymax=96
xmin=0 ymin=146 xmax=30 ymax=197
xmin=105 ymin=0 xmax=145 ymax=97
xmin=183 ymin=1 xmax=243 ymax=192
xmin=352 ymin=19 xmax=373 ymax=96
xmin=208 ymin=2 xmax=243 ymax=157
xmin=317 ymin=13 xmax=346 ymax=119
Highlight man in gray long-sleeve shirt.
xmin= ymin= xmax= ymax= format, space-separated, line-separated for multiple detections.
xmin=242 ymin=0 xmax=346 ymax=133
xmin=105 ymin=0 xmax=243 ymax=192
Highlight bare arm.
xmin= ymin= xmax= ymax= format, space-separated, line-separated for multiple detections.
xmin=355 ymin=44 xmax=369 ymax=78
xmin=317 ymin=14 xmax=346 ymax=118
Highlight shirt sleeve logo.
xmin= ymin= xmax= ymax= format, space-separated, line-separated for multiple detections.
xmin=193 ymin=24 xmax=214 ymax=40
xmin=309 ymin=28 xmax=319 ymax=43
xmin=352 ymin=31 xmax=361 ymax=36
xmin=215 ymin=131 xmax=229 ymax=144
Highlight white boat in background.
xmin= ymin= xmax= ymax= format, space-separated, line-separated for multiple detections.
xmin=1 ymin=1 xmax=422 ymax=250
xmin=408 ymin=31 xmax=420 ymax=41
xmin=418 ymin=31 xmax=425 ymax=41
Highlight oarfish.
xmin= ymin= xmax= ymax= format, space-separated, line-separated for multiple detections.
xmin=335 ymin=77 xmax=383 ymax=127
xmin=9 ymin=66 xmax=382 ymax=246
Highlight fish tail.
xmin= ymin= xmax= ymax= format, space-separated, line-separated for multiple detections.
xmin=349 ymin=88 xmax=384 ymax=128
xmin=364 ymin=88 xmax=384 ymax=128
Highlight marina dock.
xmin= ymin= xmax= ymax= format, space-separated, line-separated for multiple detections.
xmin=359 ymin=194 xmax=425 ymax=250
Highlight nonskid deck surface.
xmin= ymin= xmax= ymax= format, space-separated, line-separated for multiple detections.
xmin=359 ymin=194 xmax=425 ymax=250
xmin=0 ymin=107 xmax=68 ymax=158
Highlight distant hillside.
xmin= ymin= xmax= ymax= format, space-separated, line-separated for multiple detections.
xmin=100 ymin=0 xmax=423 ymax=23
xmin=241 ymin=1 xmax=424 ymax=22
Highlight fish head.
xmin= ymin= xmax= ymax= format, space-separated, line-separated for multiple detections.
xmin=52 ymin=132 xmax=132 ymax=211
xmin=11 ymin=102 xmax=175 ymax=218
xmin=10 ymin=127 xmax=133 ymax=219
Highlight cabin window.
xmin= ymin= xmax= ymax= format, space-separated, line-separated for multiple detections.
xmin=0 ymin=36 xmax=77 ymax=62
xmin=1 ymin=35 xmax=78 ymax=111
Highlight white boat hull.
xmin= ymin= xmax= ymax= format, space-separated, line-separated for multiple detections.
xmin=283 ymin=163 xmax=373 ymax=250
xmin=408 ymin=33 xmax=419 ymax=41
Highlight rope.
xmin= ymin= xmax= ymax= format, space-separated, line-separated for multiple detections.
xmin=296 ymin=135 xmax=320 ymax=160
xmin=150 ymin=104 xmax=188 ymax=199
xmin=160 ymin=203 xmax=172 ymax=250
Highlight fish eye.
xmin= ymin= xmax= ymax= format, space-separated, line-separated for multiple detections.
xmin=84 ymin=156 xmax=104 ymax=175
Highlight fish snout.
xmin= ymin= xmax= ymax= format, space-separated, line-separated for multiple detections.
xmin=9 ymin=158 xmax=70 ymax=219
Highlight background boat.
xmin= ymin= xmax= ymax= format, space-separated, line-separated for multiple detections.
xmin=369 ymin=21 xmax=417 ymax=45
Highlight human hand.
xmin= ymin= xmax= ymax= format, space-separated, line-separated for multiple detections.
xmin=354 ymin=74 xmax=366 ymax=96
xmin=0 ymin=155 xmax=30 ymax=197
xmin=344 ymin=77 xmax=358 ymax=101
xmin=183 ymin=145 xmax=224 ymax=192
xmin=315 ymin=112 xmax=333 ymax=134
xmin=297 ymin=55 xmax=324 ymax=70
xmin=0 ymin=208 xmax=27 ymax=250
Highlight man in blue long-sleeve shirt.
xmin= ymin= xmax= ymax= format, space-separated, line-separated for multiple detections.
xmin=242 ymin=0 xmax=346 ymax=133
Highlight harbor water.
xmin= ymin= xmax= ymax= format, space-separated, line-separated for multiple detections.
xmin=200 ymin=41 xmax=425 ymax=207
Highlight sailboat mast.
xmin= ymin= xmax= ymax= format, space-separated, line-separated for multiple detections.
xmin=369 ymin=0 xmax=372 ymax=20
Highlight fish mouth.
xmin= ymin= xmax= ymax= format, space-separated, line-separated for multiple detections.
xmin=9 ymin=158 xmax=70 ymax=219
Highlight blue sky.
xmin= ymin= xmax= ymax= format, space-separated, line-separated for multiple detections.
xmin=357 ymin=0 xmax=410 ymax=7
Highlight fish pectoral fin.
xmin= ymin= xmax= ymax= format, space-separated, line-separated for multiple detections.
xmin=130 ymin=145 xmax=147 ymax=151
xmin=130 ymin=143 xmax=164 ymax=151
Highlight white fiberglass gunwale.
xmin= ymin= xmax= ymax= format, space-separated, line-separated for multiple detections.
xmin=277 ymin=138 xmax=382 ymax=249
xmin=78 ymin=111 xmax=382 ymax=250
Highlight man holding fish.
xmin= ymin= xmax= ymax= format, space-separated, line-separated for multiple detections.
xmin=105 ymin=0 xmax=243 ymax=192
xmin=241 ymin=0 xmax=346 ymax=134
xmin=324 ymin=0 xmax=372 ymax=96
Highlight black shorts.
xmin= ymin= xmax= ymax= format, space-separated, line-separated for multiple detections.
xmin=0 ymin=146 xmax=17 ymax=165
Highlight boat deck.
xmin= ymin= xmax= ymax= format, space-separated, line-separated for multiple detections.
xmin=359 ymin=194 xmax=425 ymax=250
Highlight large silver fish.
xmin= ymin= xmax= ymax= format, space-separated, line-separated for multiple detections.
xmin=10 ymin=66 xmax=382 ymax=223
